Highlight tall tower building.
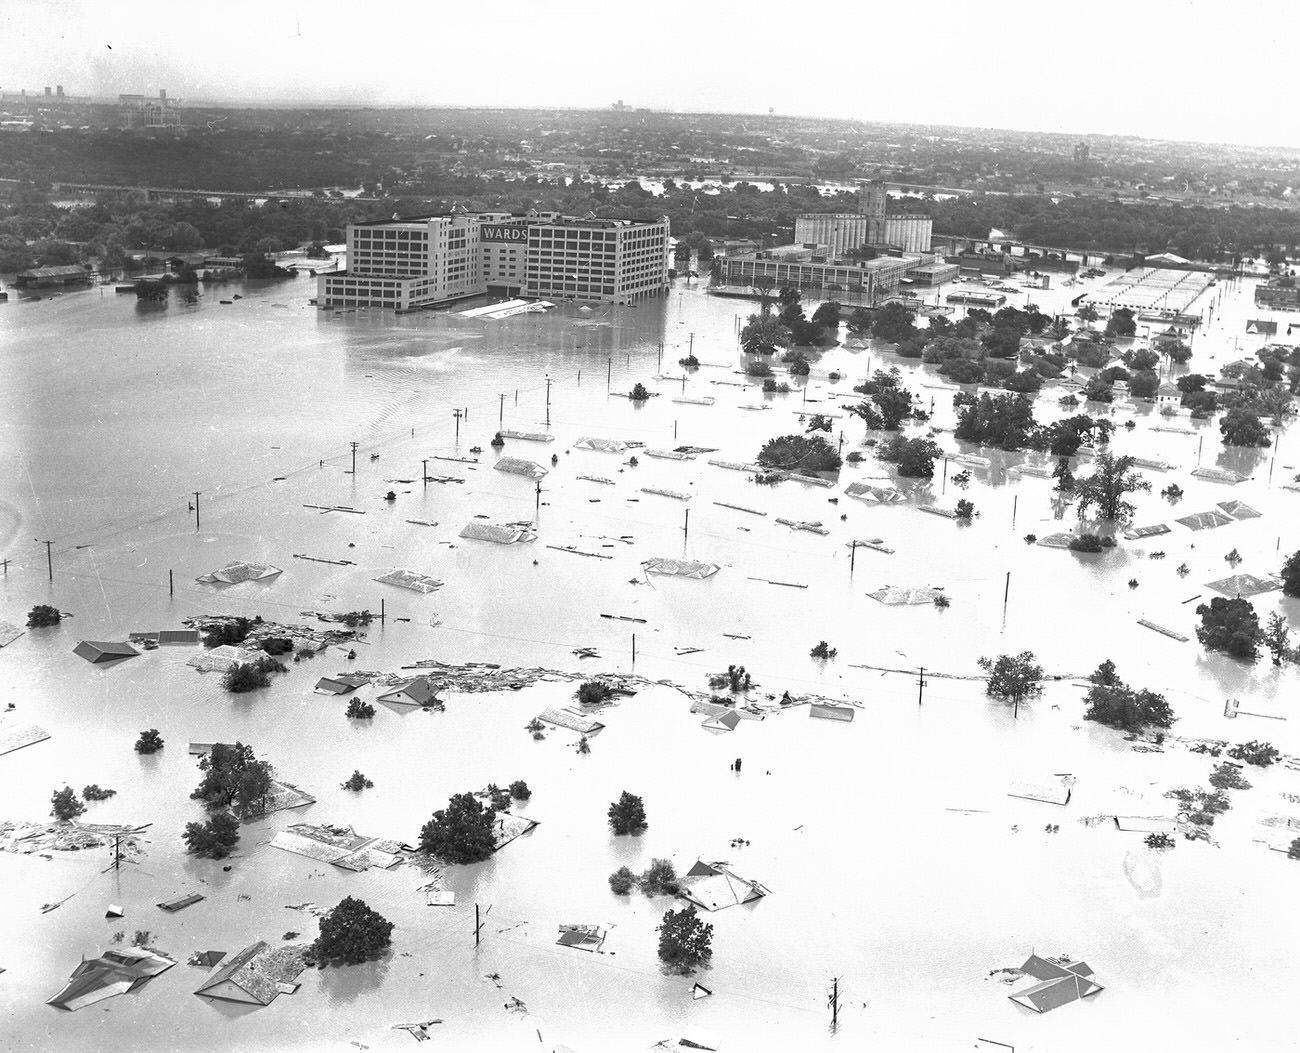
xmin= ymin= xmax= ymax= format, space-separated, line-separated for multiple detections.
xmin=857 ymin=180 xmax=889 ymax=244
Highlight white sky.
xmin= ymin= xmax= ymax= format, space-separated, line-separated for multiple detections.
xmin=2 ymin=0 xmax=1297 ymax=149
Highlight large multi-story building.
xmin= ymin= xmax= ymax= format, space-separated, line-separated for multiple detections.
xmin=317 ymin=211 xmax=669 ymax=310
xmin=793 ymin=180 xmax=933 ymax=256
xmin=119 ymin=90 xmax=181 ymax=129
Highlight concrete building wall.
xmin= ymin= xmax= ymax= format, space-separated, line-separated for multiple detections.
xmin=881 ymin=215 xmax=933 ymax=254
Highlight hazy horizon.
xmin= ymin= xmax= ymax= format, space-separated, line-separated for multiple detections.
xmin=4 ymin=0 xmax=1298 ymax=152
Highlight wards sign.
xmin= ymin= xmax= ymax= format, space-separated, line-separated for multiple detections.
xmin=481 ymin=225 xmax=529 ymax=244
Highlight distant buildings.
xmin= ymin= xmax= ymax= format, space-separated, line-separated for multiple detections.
xmin=715 ymin=180 xmax=945 ymax=303
xmin=119 ymin=90 xmax=180 ymax=129
xmin=318 ymin=210 xmax=670 ymax=310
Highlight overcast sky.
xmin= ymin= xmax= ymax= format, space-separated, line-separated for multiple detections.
xmin=2 ymin=0 xmax=1297 ymax=149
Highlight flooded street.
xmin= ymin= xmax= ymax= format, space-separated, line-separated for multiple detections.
xmin=2 ymin=272 xmax=1299 ymax=1052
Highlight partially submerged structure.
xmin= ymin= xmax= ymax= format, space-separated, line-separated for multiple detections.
xmin=374 ymin=569 xmax=443 ymax=593
xmin=187 ymin=645 xmax=261 ymax=673
xmin=459 ymin=521 xmax=538 ymax=545
xmin=866 ymin=585 xmax=946 ymax=606
xmin=845 ymin=482 xmax=905 ymax=504
xmin=574 ymin=437 xmax=628 ymax=453
xmin=810 ymin=702 xmax=856 ymax=722
xmin=269 ymin=822 xmax=403 ymax=872
xmin=493 ymin=456 xmax=549 ymax=479
xmin=1205 ymin=573 xmax=1281 ymax=598
xmin=72 ymin=640 xmax=140 ymax=666
xmin=643 ymin=558 xmax=719 ymax=579
xmin=47 ymin=947 xmax=176 ymax=1011
xmin=376 ymin=677 xmax=441 ymax=707
xmin=313 ymin=674 xmax=368 ymax=695
xmin=1175 ymin=509 xmax=1235 ymax=531
xmin=196 ymin=561 xmax=282 ymax=585
xmin=193 ymin=941 xmax=306 ymax=1006
xmin=1008 ymin=954 xmax=1104 ymax=1014
xmin=536 ymin=707 xmax=604 ymax=734
xmin=678 ymin=860 xmax=769 ymax=911
xmin=556 ymin=925 xmax=606 ymax=951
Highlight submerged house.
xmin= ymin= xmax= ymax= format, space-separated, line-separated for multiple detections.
xmin=72 ymin=640 xmax=140 ymax=665
xmin=376 ymin=677 xmax=440 ymax=707
xmin=1008 ymin=954 xmax=1104 ymax=1014
xmin=193 ymin=941 xmax=306 ymax=1006
xmin=679 ymin=860 xmax=769 ymax=911
xmin=47 ymin=947 xmax=175 ymax=1011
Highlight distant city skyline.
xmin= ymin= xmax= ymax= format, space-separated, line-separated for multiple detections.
xmin=3 ymin=0 xmax=1297 ymax=150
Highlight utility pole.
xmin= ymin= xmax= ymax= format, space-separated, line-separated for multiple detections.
xmin=1 ymin=557 xmax=8 ymax=577
xmin=545 ymin=375 xmax=552 ymax=427
xmin=193 ymin=492 xmax=201 ymax=530
xmin=535 ymin=480 xmax=542 ymax=516
xmin=474 ymin=903 xmax=483 ymax=947
xmin=917 ymin=667 xmax=928 ymax=706
xmin=1011 ymin=494 xmax=1018 ymax=532
xmin=499 ymin=393 xmax=505 ymax=423
xmin=452 ymin=409 xmax=463 ymax=441
xmin=828 ymin=976 xmax=840 ymax=1032
xmin=683 ymin=508 xmax=690 ymax=542
xmin=423 ymin=459 xmax=428 ymax=488
xmin=37 ymin=539 xmax=53 ymax=581
xmin=350 ymin=442 xmax=359 ymax=475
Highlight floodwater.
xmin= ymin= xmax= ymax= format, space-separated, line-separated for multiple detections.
xmin=1 ymin=272 xmax=1299 ymax=1053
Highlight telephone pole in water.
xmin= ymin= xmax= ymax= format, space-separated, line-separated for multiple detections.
xmin=917 ymin=667 xmax=928 ymax=706
xmin=828 ymin=976 xmax=840 ymax=1031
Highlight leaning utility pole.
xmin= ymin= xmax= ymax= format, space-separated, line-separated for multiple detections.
xmin=828 ymin=976 xmax=840 ymax=1031
xmin=917 ymin=667 xmax=928 ymax=707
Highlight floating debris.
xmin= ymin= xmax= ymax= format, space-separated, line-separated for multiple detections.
xmin=775 ymin=518 xmax=829 ymax=535
xmin=158 ymin=892 xmax=205 ymax=913
xmin=712 ymin=501 xmax=766 ymax=516
xmin=0 ymin=722 xmax=51 ymax=757
xmin=0 ymin=622 xmax=25 ymax=648
xmin=866 ymin=586 xmax=946 ymax=606
xmin=1136 ymin=620 xmax=1189 ymax=642
xmin=644 ymin=449 xmax=695 ymax=460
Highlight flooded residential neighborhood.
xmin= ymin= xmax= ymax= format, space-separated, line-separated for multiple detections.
xmin=3 ymin=5 xmax=1300 ymax=1051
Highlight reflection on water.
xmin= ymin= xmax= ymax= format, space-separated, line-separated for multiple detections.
xmin=0 ymin=274 xmax=1298 ymax=1051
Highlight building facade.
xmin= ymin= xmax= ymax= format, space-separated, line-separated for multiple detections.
xmin=317 ymin=212 xmax=669 ymax=310
xmin=717 ymin=250 xmax=917 ymax=302
xmin=793 ymin=180 xmax=932 ymax=255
